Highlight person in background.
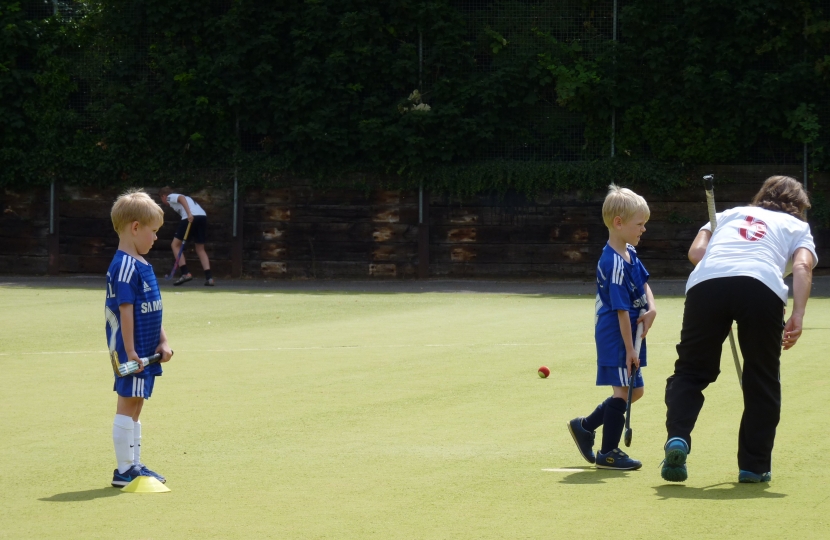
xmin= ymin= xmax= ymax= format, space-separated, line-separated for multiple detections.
xmin=158 ymin=187 xmax=215 ymax=286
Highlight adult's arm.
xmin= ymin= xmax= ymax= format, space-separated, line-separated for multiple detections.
xmin=688 ymin=229 xmax=712 ymax=266
xmin=782 ymin=247 xmax=814 ymax=350
xmin=176 ymin=195 xmax=194 ymax=222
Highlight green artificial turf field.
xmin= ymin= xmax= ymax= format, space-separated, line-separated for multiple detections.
xmin=1 ymin=284 xmax=828 ymax=539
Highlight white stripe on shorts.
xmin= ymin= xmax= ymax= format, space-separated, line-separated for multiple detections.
xmin=131 ymin=377 xmax=144 ymax=398
xmin=618 ymin=367 xmax=628 ymax=387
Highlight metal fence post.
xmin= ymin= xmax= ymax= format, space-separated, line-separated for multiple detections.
xmin=48 ymin=181 xmax=60 ymax=275
xmin=611 ymin=0 xmax=617 ymax=158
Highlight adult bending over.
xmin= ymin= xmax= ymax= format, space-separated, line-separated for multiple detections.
xmin=158 ymin=187 xmax=214 ymax=286
xmin=661 ymin=176 xmax=816 ymax=484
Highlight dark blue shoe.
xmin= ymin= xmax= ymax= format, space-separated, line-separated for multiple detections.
xmin=111 ymin=465 xmax=147 ymax=487
xmin=739 ymin=470 xmax=771 ymax=483
xmin=595 ymin=448 xmax=642 ymax=470
xmin=138 ymin=464 xmax=166 ymax=484
xmin=567 ymin=417 xmax=596 ymax=464
xmin=661 ymin=437 xmax=689 ymax=482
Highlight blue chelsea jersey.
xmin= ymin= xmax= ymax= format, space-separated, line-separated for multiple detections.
xmin=594 ymin=243 xmax=650 ymax=368
xmin=105 ymin=251 xmax=164 ymax=376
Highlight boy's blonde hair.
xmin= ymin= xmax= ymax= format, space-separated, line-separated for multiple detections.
xmin=602 ymin=184 xmax=650 ymax=228
xmin=111 ymin=189 xmax=164 ymax=233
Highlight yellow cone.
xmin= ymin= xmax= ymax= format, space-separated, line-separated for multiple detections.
xmin=122 ymin=476 xmax=170 ymax=493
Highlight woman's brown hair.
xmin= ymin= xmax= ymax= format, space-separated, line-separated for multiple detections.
xmin=750 ymin=176 xmax=810 ymax=221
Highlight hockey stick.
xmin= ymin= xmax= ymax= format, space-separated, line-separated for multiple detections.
xmin=624 ymin=309 xmax=646 ymax=447
xmin=112 ymin=350 xmax=173 ymax=377
xmin=166 ymin=221 xmax=192 ymax=280
xmin=703 ymin=174 xmax=743 ymax=387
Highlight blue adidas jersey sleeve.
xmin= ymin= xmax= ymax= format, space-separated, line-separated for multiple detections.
xmin=113 ymin=258 xmax=139 ymax=307
xmin=605 ymin=256 xmax=632 ymax=312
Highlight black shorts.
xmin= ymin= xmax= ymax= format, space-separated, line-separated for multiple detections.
xmin=174 ymin=215 xmax=207 ymax=244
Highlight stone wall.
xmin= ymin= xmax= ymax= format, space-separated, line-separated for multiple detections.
xmin=1 ymin=165 xmax=826 ymax=278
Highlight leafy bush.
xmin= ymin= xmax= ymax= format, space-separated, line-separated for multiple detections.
xmin=1 ymin=0 xmax=827 ymax=195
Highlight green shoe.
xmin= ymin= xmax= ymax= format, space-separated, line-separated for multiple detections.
xmin=739 ymin=470 xmax=771 ymax=483
xmin=661 ymin=437 xmax=689 ymax=482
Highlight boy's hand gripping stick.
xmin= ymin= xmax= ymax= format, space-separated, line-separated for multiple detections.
xmin=624 ymin=309 xmax=646 ymax=447
xmin=703 ymin=175 xmax=743 ymax=388
xmin=112 ymin=352 xmax=171 ymax=377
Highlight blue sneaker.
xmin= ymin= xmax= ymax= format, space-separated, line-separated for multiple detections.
xmin=661 ymin=437 xmax=689 ymax=482
xmin=567 ymin=417 xmax=596 ymax=464
xmin=111 ymin=465 xmax=147 ymax=487
xmin=137 ymin=464 xmax=166 ymax=484
xmin=595 ymin=448 xmax=642 ymax=470
xmin=739 ymin=470 xmax=771 ymax=483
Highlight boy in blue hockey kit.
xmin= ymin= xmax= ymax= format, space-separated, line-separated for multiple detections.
xmin=567 ymin=185 xmax=657 ymax=470
xmin=105 ymin=189 xmax=173 ymax=487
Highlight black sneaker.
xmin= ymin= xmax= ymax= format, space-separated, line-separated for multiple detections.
xmin=595 ymin=448 xmax=642 ymax=470
xmin=567 ymin=417 xmax=596 ymax=464
xmin=661 ymin=437 xmax=689 ymax=482
xmin=173 ymin=273 xmax=193 ymax=286
xmin=204 ymin=278 xmax=215 ymax=286
xmin=111 ymin=465 xmax=147 ymax=487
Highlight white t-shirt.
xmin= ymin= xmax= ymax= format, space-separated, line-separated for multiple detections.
xmin=166 ymin=194 xmax=206 ymax=220
xmin=686 ymin=206 xmax=817 ymax=302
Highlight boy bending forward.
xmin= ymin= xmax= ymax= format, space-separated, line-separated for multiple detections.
xmin=567 ymin=184 xmax=657 ymax=470
xmin=106 ymin=189 xmax=173 ymax=487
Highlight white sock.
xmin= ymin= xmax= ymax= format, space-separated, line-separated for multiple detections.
xmin=133 ymin=421 xmax=142 ymax=467
xmin=112 ymin=414 xmax=135 ymax=474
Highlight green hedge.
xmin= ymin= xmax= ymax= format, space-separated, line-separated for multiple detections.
xmin=1 ymin=0 xmax=827 ymax=195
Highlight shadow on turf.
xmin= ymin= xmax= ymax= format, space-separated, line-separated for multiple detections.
xmin=556 ymin=467 xmax=638 ymax=484
xmin=653 ymin=483 xmax=786 ymax=500
xmin=40 ymin=488 xmax=122 ymax=502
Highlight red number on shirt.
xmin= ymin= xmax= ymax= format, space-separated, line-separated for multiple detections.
xmin=739 ymin=216 xmax=767 ymax=242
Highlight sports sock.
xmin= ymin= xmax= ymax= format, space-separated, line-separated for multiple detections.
xmin=112 ymin=414 xmax=135 ymax=474
xmin=205 ymin=269 xmax=212 ymax=280
xmin=599 ymin=397 xmax=627 ymax=453
xmin=180 ymin=264 xmax=190 ymax=276
xmin=132 ymin=421 xmax=142 ymax=467
xmin=582 ymin=397 xmax=612 ymax=432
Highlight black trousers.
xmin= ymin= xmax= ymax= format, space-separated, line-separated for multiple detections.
xmin=665 ymin=276 xmax=785 ymax=474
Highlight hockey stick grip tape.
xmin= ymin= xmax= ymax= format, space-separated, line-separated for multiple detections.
xmin=705 ymin=191 xmax=718 ymax=231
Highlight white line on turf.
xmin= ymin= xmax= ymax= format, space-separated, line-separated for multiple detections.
xmin=542 ymin=468 xmax=592 ymax=472
xmin=0 ymin=342 xmax=678 ymax=356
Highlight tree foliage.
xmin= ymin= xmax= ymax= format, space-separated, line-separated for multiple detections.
xmin=1 ymin=0 xmax=827 ymax=193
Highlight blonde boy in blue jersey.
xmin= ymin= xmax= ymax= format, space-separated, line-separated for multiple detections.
xmin=567 ymin=185 xmax=657 ymax=470
xmin=105 ymin=189 xmax=173 ymax=487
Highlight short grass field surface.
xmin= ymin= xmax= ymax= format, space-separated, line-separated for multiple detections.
xmin=1 ymin=281 xmax=829 ymax=539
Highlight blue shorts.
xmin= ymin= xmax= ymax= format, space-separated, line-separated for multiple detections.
xmin=113 ymin=373 xmax=158 ymax=398
xmin=596 ymin=366 xmax=644 ymax=388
